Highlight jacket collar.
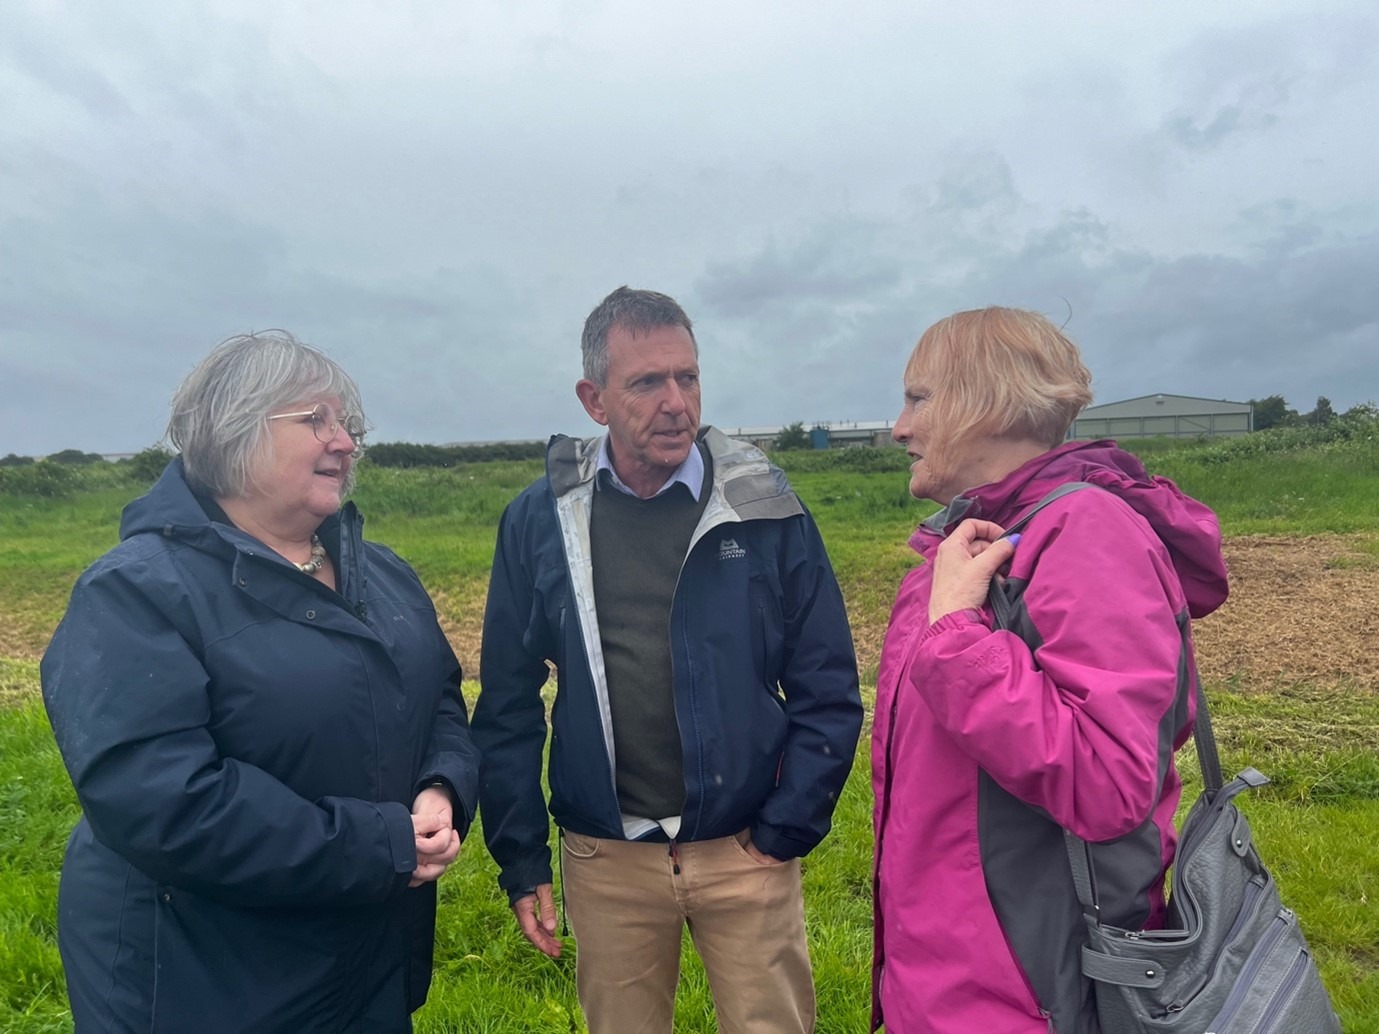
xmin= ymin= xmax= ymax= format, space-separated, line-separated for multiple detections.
xmin=121 ymin=456 xmax=362 ymax=588
xmin=920 ymin=440 xmax=1122 ymax=537
xmin=911 ymin=438 xmax=1229 ymax=618
xmin=546 ymin=425 xmax=803 ymax=522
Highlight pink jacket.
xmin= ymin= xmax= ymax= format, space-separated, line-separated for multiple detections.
xmin=871 ymin=441 xmax=1228 ymax=1033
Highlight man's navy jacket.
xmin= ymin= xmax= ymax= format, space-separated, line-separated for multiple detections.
xmin=473 ymin=427 xmax=863 ymax=901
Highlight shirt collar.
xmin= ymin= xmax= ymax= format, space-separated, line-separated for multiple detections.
xmin=595 ymin=435 xmax=704 ymax=501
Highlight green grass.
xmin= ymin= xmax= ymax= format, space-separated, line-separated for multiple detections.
xmin=2 ymin=425 xmax=1378 ymax=1030
xmin=1150 ymin=446 xmax=1379 ymax=535
xmin=2 ymin=680 xmax=1374 ymax=1031
xmin=1117 ymin=420 xmax=1379 ymax=535
xmin=1177 ymin=684 xmax=1379 ymax=1029
xmin=4 ymin=432 xmax=1376 ymax=637
xmin=0 ymin=696 xmax=74 ymax=1032
xmin=0 ymin=676 xmax=875 ymax=1033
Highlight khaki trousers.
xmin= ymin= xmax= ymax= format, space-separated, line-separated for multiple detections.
xmin=560 ymin=829 xmax=816 ymax=1034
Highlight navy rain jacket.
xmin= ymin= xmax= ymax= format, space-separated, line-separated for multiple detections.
xmin=473 ymin=427 xmax=862 ymax=901
xmin=41 ymin=459 xmax=480 ymax=1033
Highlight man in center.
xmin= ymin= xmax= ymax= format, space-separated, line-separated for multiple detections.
xmin=473 ymin=286 xmax=862 ymax=1032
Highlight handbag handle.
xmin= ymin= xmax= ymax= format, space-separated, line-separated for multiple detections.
xmin=982 ymin=481 xmax=1225 ymax=921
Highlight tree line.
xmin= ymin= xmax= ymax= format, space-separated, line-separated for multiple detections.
xmin=1248 ymin=395 xmax=1346 ymax=431
xmin=3 ymin=397 xmax=1371 ymax=470
xmin=0 ymin=441 xmax=549 ymax=472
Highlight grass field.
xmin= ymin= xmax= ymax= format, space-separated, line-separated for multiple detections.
xmin=2 ymin=426 xmax=1377 ymax=1031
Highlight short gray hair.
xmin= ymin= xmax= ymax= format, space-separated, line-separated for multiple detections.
xmin=580 ymin=286 xmax=697 ymax=385
xmin=167 ymin=330 xmax=366 ymax=498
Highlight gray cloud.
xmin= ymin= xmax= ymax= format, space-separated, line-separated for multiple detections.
xmin=689 ymin=161 xmax=1379 ymax=430
xmin=2 ymin=0 xmax=1377 ymax=456
xmin=1163 ymin=106 xmax=1280 ymax=152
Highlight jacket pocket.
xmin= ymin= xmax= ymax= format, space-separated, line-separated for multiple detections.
xmin=152 ymin=889 xmax=378 ymax=1032
xmin=748 ymin=578 xmax=786 ymax=702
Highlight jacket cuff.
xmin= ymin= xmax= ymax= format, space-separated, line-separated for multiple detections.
xmin=417 ymin=760 xmax=479 ymax=834
xmin=749 ymin=823 xmax=814 ymax=861
xmin=412 ymin=774 xmax=476 ymax=840
xmin=918 ymin=607 xmax=989 ymax=646
xmin=379 ymin=800 xmax=418 ymax=876
xmin=499 ymin=855 xmax=554 ymax=905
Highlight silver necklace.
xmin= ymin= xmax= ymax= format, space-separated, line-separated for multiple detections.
xmin=293 ymin=534 xmax=328 ymax=575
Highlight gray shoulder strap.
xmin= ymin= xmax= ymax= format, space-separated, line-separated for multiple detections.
xmin=998 ymin=481 xmax=1099 ymax=539
xmin=981 ymin=478 xmax=1226 ymax=930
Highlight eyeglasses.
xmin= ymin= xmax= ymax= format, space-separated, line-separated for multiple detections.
xmin=268 ymin=402 xmax=366 ymax=448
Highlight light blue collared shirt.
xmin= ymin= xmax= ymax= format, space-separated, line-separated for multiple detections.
xmin=594 ymin=435 xmax=704 ymax=502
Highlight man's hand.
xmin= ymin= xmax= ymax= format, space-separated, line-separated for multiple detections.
xmin=513 ymin=883 xmax=563 ymax=958
xmin=410 ymin=785 xmax=462 ymax=888
xmin=928 ymin=519 xmax=1017 ymax=624
xmin=741 ymin=833 xmax=786 ymax=866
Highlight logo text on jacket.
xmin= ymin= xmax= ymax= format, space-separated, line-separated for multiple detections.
xmin=718 ymin=538 xmax=747 ymax=561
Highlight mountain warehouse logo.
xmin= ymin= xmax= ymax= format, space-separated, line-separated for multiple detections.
xmin=717 ymin=538 xmax=747 ymax=561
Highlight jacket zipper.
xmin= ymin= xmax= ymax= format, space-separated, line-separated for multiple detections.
xmin=674 ymin=490 xmax=739 ymax=842
xmin=350 ymin=511 xmax=367 ymax=620
xmin=675 ymin=583 xmax=702 ymax=839
xmin=561 ymin=602 xmax=620 ymax=806
xmin=549 ymin=459 xmax=623 ymax=813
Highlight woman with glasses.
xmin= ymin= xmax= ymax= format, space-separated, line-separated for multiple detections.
xmin=41 ymin=330 xmax=480 ymax=1033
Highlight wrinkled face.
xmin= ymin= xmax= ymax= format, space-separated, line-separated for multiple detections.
xmin=891 ymin=371 xmax=1014 ymax=505
xmin=891 ymin=372 xmax=949 ymax=503
xmin=577 ymin=323 xmax=701 ymax=497
xmin=248 ymin=397 xmax=356 ymax=526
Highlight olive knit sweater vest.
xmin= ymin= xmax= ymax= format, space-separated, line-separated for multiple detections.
xmin=589 ymin=451 xmax=712 ymax=820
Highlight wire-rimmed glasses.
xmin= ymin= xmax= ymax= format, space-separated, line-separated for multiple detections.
xmin=268 ymin=402 xmax=366 ymax=449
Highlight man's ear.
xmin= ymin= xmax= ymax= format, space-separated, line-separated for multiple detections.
xmin=575 ymin=379 xmax=609 ymax=427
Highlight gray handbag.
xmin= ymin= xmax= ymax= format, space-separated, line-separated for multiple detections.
xmin=1065 ymin=762 xmax=1341 ymax=1032
xmin=990 ymin=483 xmax=1342 ymax=1034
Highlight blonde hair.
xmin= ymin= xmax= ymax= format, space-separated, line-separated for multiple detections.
xmin=906 ymin=307 xmax=1092 ymax=477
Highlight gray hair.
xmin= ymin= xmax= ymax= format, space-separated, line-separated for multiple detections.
xmin=167 ymin=330 xmax=366 ymax=498
xmin=580 ymin=286 xmax=697 ymax=385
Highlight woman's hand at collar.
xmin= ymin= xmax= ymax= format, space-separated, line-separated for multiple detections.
xmin=928 ymin=519 xmax=1019 ymax=625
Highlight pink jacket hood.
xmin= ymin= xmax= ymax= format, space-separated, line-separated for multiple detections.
xmin=925 ymin=439 xmax=1228 ymax=619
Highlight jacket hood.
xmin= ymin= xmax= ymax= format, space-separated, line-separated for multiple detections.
xmin=544 ymin=425 xmax=803 ymax=522
xmin=121 ymin=458 xmax=353 ymax=561
xmin=120 ymin=457 xmax=222 ymax=542
xmin=933 ymin=439 xmax=1228 ymax=619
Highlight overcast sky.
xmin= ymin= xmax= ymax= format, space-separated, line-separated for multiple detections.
xmin=3 ymin=0 xmax=1376 ymax=457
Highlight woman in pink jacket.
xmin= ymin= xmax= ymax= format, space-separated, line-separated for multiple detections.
xmin=872 ymin=308 xmax=1229 ymax=1033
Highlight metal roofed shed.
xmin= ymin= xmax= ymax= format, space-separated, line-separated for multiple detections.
xmin=1069 ymin=394 xmax=1253 ymax=440
xmin=719 ymin=420 xmax=898 ymax=450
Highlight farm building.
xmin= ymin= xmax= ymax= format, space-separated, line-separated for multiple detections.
xmin=720 ymin=420 xmax=897 ymax=450
xmin=1069 ymin=394 xmax=1252 ymax=440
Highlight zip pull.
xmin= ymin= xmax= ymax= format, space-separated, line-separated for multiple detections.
xmin=669 ymin=839 xmax=681 ymax=875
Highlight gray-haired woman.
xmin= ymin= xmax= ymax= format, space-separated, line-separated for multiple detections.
xmin=42 ymin=331 xmax=479 ymax=1033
